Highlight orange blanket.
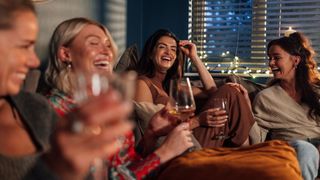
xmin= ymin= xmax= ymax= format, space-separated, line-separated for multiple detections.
xmin=157 ymin=140 xmax=302 ymax=180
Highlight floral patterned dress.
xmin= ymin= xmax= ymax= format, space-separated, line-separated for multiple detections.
xmin=46 ymin=89 xmax=160 ymax=180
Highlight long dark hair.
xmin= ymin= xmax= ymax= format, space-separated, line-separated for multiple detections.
xmin=137 ymin=29 xmax=184 ymax=93
xmin=267 ymin=32 xmax=320 ymax=119
xmin=0 ymin=0 xmax=35 ymax=29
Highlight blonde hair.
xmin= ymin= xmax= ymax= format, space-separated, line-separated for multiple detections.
xmin=45 ymin=17 xmax=118 ymax=94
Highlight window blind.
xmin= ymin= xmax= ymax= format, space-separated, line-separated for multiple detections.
xmin=188 ymin=0 xmax=320 ymax=75
xmin=103 ymin=0 xmax=127 ymax=58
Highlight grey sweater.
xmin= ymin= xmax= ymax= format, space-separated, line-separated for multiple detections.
xmin=0 ymin=91 xmax=58 ymax=180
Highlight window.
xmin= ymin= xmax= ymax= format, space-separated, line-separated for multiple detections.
xmin=188 ymin=0 xmax=320 ymax=77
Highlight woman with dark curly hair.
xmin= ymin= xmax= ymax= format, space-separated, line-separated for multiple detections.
xmin=248 ymin=32 xmax=320 ymax=180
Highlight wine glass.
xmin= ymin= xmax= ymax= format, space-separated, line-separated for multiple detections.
xmin=211 ymin=98 xmax=228 ymax=140
xmin=168 ymin=77 xmax=196 ymax=123
xmin=73 ymin=70 xmax=136 ymax=180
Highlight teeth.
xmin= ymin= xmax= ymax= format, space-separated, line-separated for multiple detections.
xmin=94 ymin=61 xmax=110 ymax=66
xmin=161 ymin=56 xmax=170 ymax=61
xmin=16 ymin=73 xmax=26 ymax=80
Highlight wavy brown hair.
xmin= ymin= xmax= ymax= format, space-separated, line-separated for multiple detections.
xmin=136 ymin=29 xmax=184 ymax=93
xmin=267 ymin=32 xmax=320 ymax=119
xmin=0 ymin=0 xmax=35 ymax=29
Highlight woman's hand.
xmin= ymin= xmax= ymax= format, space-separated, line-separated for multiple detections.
xmin=198 ymin=108 xmax=228 ymax=127
xmin=179 ymin=40 xmax=216 ymax=91
xmin=147 ymin=104 xmax=179 ymax=138
xmin=179 ymin=40 xmax=198 ymax=61
xmin=226 ymin=82 xmax=252 ymax=109
xmin=155 ymin=123 xmax=194 ymax=163
xmin=45 ymin=89 xmax=133 ymax=179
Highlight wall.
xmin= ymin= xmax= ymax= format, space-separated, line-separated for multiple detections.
xmin=127 ymin=0 xmax=189 ymax=51
xmin=35 ymin=0 xmax=98 ymax=62
xmin=34 ymin=0 xmax=188 ymax=65
xmin=34 ymin=0 xmax=127 ymax=66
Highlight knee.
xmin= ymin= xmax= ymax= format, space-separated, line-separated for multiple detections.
xmin=211 ymin=84 xmax=239 ymax=97
xmin=290 ymin=140 xmax=319 ymax=162
xmin=289 ymin=140 xmax=319 ymax=180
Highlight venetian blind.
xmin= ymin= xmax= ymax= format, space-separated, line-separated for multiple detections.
xmin=103 ymin=0 xmax=127 ymax=58
xmin=188 ymin=0 xmax=320 ymax=74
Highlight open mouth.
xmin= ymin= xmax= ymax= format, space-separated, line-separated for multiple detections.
xmin=16 ymin=73 xmax=27 ymax=80
xmin=94 ymin=61 xmax=110 ymax=70
xmin=271 ymin=67 xmax=280 ymax=73
xmin=161 ymin=56 xmax=171 ymax=62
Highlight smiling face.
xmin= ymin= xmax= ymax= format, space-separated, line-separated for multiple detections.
xmin=0 ymin=10 xmax=39 ymax=96
xmin=268 ymin=45 xmax=298 ymax=82
xmin=152 ymin=36 xmax=177 ymax=73
xmin=66 ymin=24 xmax=114 ymax=75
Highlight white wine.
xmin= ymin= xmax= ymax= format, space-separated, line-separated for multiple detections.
xmin=169 ymin=106 xmax=196 ymax=122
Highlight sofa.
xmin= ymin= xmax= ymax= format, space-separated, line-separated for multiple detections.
xmin=24 ymin=46 xmax=302 ymax=179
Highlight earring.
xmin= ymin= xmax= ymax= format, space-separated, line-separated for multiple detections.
xmin=66 ymin=61 xmax=72 ymax=69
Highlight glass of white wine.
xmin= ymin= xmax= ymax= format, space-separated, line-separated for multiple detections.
xmin=168 ymin=77 xmax=196 ymax=123
xmin=73 ymin=70 xmax=136 ymax=180
xmin=211 ymin=98 xmax=228 ymax=140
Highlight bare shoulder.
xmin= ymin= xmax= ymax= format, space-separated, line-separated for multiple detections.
xmin=134 ymin=79 xmax=153 ymax=103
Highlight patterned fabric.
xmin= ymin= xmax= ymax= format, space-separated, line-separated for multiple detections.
xmin=46 ymin=89 xmax=161 ymax=180
xmin=46 ymin=89 xmax=76 ymax=117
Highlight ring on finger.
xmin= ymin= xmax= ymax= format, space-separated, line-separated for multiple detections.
xmin=67 ymin=112 xmax=103 ymax=135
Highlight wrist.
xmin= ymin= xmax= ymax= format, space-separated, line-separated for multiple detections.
xmin=144 ymin=128 xmax=159 ymax=142
xmin=154 ymin=144 xmax=174 ymax=164
xmin=189 ymin=116 xmax=200 ymax=129
xmin=190 ymin=55 xmax=200 ymax=62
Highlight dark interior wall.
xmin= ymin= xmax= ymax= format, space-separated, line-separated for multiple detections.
xmin=127 ymin=0 xmax=188 ymax=51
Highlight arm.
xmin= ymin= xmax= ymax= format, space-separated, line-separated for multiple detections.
xmin=108 ymin=132 xmax=161 ymax=180
xmin=179 ymin=40 xmax=217 ymax=96
xmin=249 ymin=121 xmax=267 ymax=144
xmin=113 ymin=124 xmax=193 ymax=180
xmin=43 ymin=90 xmax=133 ymax=180
xmin=134 ymin=79 xmax=153 ymax=103
xmin=250 ymin=94 xmax=270 ymax=144
xmin=136 ymin=105 xmax=178 ymax=157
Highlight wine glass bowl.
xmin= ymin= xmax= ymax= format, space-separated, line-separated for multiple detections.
xmin=211 ymin=98 xmax=228 ymax=140
xmin=73 ymin=72 xmax=109 ymax=104
xmin=73 ymin=70 xmax=136 ymax=180
xmin=168 ymin=77 xmax=196 ymax=122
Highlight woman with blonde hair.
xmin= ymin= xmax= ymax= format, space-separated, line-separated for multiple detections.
xmin=0 ymin=0 xmax=133 ymax=179
xmin=45 ymin=17 xmax=194 ymax=179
